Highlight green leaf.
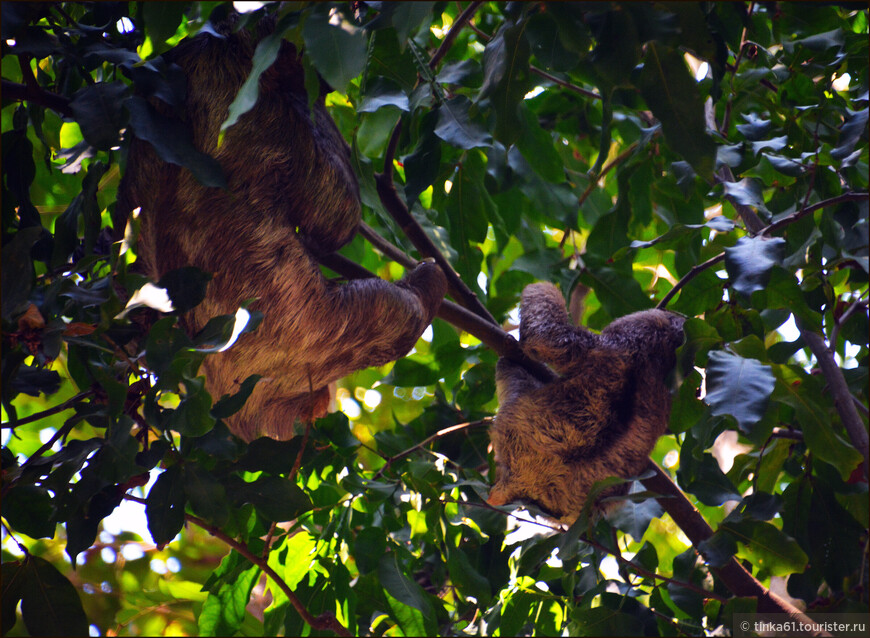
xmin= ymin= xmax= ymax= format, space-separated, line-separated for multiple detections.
xmin=387 ymin=358 xmax=442 ymax=386
xmin=1 ymin=561 xmax=24 ymax=633
xmin=684 ymin=454 xmax=742 ymax=506
xmin=157 ymin=266 xmax=212 ymax=314
xmin=168 ymin=377 xmax=216 ymax=437
xmin=20 ymin=556 xmax=89 ymax=637
xmin=354 ymin=527 xmax=387 ymax=574
xmin=378 ymin=551 xmax=435 ymax=618
xmin=302 ymin=4 xmax=367 ymax=94
xmin=1 ymin=226 xmax=41 ymax=320
xmin=210 ymin=374 xmax=261 ymax=419
xmin=236 ymin=436 xmax=304 ymax=474
xmin=705 ymin=351 xmax=775 ymax=433
xmin=358 ymin=77 xmax=409 ymax=113
xmin=515 ymin=104 xmax=564 ymax=183
xmin=724 ymin=520 xmax=808 ymax=577
xmin=570 ymin=606 xmax=644 ymax=637
xmin=445 ymin=546 xmax=491 ymax=606
xmin=637 ymin=43 xmax=715 ymax=180
xmin=142 ymin=1 xmax=187 ymax=49
xmin=198 ymin=563 xmax=260 ymax=637
xmin=697 ymin=529 xmax=738 ymax=568
xmin=435 ymin=96 xmax=492 ymax=149
xmin=390 ymin=1 xmax=434 ymax=47
xmin=402 ymin=109 xmax=441 ymax=205
xmin=228 ymin=475 xmax=313 ymax=522
xmin=125 ymin=96 xmax=227 ymax=189
xmin=184 ymin=463 xmax=229 ymax=526
xmin=724 ymin=236 xmax=786 ymax=298
xmin=146 ymin=465 xmax=187 ymax=546
xmin=579 ymin=267 xmax=654 ymax=318
xmin=479 ymin=20 xmax=532 ymax=144
xmin=69 ymin=82 xmax=128 ymax=150
xmin=221 ymin=31 xmax=284 ymax=133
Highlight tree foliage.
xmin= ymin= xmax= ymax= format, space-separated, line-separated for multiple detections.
xmin=2 ymin=2 xmax=868 ymax=636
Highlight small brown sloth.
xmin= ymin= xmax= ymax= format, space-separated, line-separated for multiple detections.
xmin=489 ymin=282 xmax=685 ymax=524
xmin=116 ymin=20 xmax=446 ymax=441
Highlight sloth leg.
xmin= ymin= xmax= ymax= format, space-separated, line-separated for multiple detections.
xmin=519 ymin=282 xmax=597 ymax=374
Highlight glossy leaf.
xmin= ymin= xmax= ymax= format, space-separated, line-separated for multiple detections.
xmin=705 ymin=351 xmax=775 ymax=433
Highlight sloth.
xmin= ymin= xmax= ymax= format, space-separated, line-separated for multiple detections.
xmin=489 ymin=282 xmax=685 ymax=524
xmin=116 ymin=18 xmax=446 ymax=441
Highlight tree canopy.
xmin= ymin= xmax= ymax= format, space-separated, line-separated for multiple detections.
xmin=2 ymin=2 xmax=868 ymax=636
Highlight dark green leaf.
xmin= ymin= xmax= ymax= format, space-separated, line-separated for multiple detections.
xmin=724 ymin=236 xmax=786 ymax=298
xmin=378 ymin=552 xmax=435 ymax=617
xmin=222 ymin=30 xmax=284 ymax=132
xmin=69 ymin=82 xmax=128 ymax=150
xmin=146 ymin=465 xmax=187 ymax=546
xmin=434 ymin=96 xmax=492 ymax=149
xmin=184 ymin=463 xmax=229 ymax=526
xmin=235 ymin=437 xmax=304 ymax=474
xmin=1 ymin=561 xmax=24 ymax=634
xmin=142 ymin=2 xmax=187 ymax=49
xmin=125 ymin=96 xmax=227 ymax=189
xmin=354 ymin=527 xmax=387 ymax=574
xmin=2 ymin=485 xmax=55 ymax=539
xmin=638 ymin=43 xmax=715 ymax=180
xmin=479 ymin=20 xmax=531 ymax=144
xmin=227 ymin=475 xmax=312 ymax=522
xmin=198 ymin=563 xmax=260 ymax=637
xmin=358 ymin=77 xmax=409 ymax=113
xmin=773 ymin=378 xmax=863 ymax=481
xmin=157 ymin=266 xmax=212 ymax=313
xmin=20 ymin=556 xmax=88 ymax=637
xmin=210 ymin=374 xmax=261 ymax=419
xmin=1 ymin=226 xmax=41 ymax=320
xmin=302 ymin=4 xmax=367 ymax=94
xmin=723 ymin=520 xmax=808 ymax=577
xmin=705 ymin=351 xmax=775 ymax=433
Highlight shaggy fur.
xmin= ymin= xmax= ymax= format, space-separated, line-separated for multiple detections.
xmin=116 ymin=23 xmax=446 ymax=441
xmin=489 ymin=283 xmax=685 ymax=524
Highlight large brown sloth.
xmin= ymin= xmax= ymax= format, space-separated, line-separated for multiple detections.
xmin=489 ymin=283 xmax=685 ymax=524
xmin=116 ymin=21 xmax=446 ymax=441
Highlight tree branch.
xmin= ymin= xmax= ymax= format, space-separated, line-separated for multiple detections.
xmin=373 ymin=417 xmax=491 ymax=480
xmin=656 ymin=253 xmax=725 ymax=310
xmin=318 ymin=251 xmax=555 ymax=383
xmin=640 ymin=463 xmax=826 ymax=635
xmin=2 ymin=79 xmax=73 ymax=117
xmin=798 ymin=325 xmax=869 ymax=480
xmin=429 ymin=1 xmax=484 ymax=70
xmin=372 ymin=173 xmax=498 ymax=324
xmin=1 ymin=390 xmax=95 ymax=429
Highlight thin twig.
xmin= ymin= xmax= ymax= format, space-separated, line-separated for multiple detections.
xmin=122 ymin=494 xmax=352 ymax=637
xmin=656 ymin=254 xmax=725 ymax=310
xmin=429 ymin=1 xmax=484 ymax=70
xmin=373 ymin=418 xmax=491 ymax=480
xmin=1 ymin=390 xmax=95 ymax=429
xmin=581 ymin=533 xmax=728 ymax=602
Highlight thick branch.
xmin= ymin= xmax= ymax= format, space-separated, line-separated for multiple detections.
xmin=641 ymin=463 xmax=827 ymax=635
xmin=799 ymin=326 xmax=869 ymax=480
xmin=2 ymin=79 xmax=73 ymax=117
xmin=373 ymin=173 xmax=498 ymax=324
